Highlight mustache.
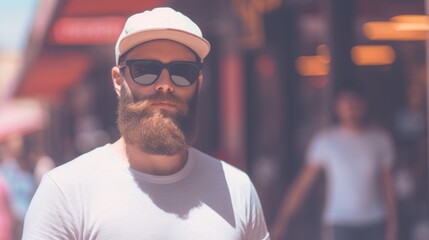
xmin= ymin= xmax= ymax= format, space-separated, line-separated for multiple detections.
xmin=139 ymin=91 xmax=185 ymax=104
xmin=126 ymin=92 xmax=188 ymax=113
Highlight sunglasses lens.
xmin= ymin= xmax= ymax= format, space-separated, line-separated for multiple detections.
xmin=169 ymin=63 xmax=200 ymax=86
xmin=126 ymin=60 xmax=201 ymax=86
xmin=130 ymin=61 xmax=161 ymax=85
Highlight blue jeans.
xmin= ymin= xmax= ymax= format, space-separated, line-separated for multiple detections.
xmin=325 ymin=220 xmax=386 ymax=240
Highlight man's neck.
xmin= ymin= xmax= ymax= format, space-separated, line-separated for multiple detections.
xmin=111 ymin=138 xmax=189 ymax=176
xmin=340 ymin=121 xmax=364 ymax=133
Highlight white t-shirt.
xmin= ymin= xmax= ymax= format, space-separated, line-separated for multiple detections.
xmin=307 ymin=127 xmax=395 ymax=225
xmin=23 ymin=145 xmax=269 ymax=240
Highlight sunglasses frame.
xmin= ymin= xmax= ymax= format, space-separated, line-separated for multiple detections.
xmin=119 ymin=59 xmax=203 ymax=87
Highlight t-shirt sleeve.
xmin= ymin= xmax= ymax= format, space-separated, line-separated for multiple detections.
xmin=22 ymin=175 xmax=78 ymax=240
xmin=244 ymin=180 xmax=270 ymax=240
xmin=306 ymin=132 xmax=328 ymax=166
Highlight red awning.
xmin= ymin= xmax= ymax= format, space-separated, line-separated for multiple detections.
xmin=14 ymin=0 xmax=165 ymax=99
xmin=0 ymin=99 xmax=47 ymax=142
xmin=16 ymin=51 xmax=92 ymax=99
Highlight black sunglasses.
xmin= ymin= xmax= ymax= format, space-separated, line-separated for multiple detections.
xmin=119 ymin=60 xmax=203 ymax=87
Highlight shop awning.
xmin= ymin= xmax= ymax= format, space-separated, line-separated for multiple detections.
xmin=13 ymin=0 xmax=165 ymax=99
xmin=0 ymin=99 xmax=47 ymax=142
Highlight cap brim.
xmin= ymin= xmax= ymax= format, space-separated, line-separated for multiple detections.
xmin=119 ymin=29 xmax=211 ymax=61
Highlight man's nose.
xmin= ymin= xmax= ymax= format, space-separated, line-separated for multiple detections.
xmin=154 ymin=68 xmax=174 ymax=93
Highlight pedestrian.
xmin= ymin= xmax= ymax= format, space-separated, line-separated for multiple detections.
xmin=0 ymin=135 xmax=35 ymax=240
xmin=23 ymin=7 xmax=269 ymax=240
xmin=270 ymin=88 xmax=397 ymax=240
xmin=0 ymin=175 xmax=13 ymax=240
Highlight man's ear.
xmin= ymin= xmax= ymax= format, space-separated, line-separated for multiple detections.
xmin=112 ymin=66 xmax=123 ymax=96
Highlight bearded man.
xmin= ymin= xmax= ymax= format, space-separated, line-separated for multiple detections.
xmin=22 ymin=7 xmax=269 ymax=240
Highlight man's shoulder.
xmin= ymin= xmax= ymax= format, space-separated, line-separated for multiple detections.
xmin=314 ymin=126 xmax=338 ymax=136
xmin=190 ymin=148 xmax=252 ymax=186
xmin=46 ymin=145 xmax=111 ymax=182
xmin=310 ymin=126 xmax=339 ymax=144
xmin=365 ymin=125 xmax=391 ymax=137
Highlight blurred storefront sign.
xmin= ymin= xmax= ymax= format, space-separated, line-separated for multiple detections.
xmin=61 ymin=0 xmax=164 ymax=16
xmin=351 ymin=45 xmax=395 ymax=66
xmin=392 ymin=14 xmax=429 ymax=31
xmin=363 ymin=21 xmax=428 ymax=41
xmin=296 ymin=45 xmax=331 ymax=77
xmin=50 ymin=16 xmax=126 ymax=45
xmin=13 ymin=0 xmax=166 ymax=100
xmin=0 ymin=99 xmax=47 ymax=142
xmin=232 ymin=0 xmax=282 ymax=49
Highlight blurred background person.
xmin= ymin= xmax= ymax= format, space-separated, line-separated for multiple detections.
xmin=0 ymin=173 xmax=13 ymax=240
xmin=0 ymin=178 xmax=13 ymax=240
xmin=28 ymin=151 xmax=55 ymax=186
xmin=0 ymin=135 xmax=36 ymax=240
xmin=270 ymin=88 xmax=397 ymax=240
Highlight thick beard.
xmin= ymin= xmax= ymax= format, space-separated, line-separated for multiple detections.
xmin=117 ymin=82 xmax=198 ymax=156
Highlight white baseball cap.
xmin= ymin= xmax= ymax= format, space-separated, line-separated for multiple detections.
xmin=115 ymin=7 xmax=211 ymax=64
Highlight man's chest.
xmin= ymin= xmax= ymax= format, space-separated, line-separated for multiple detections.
xmin=77 ymin=187 xmax=243 ymax=240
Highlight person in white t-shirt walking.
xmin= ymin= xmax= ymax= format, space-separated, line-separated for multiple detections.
xmin=22 ymin=7 xmax=269 ymax=240
xmin=271 ymin=89 xmax=397 ymax=240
